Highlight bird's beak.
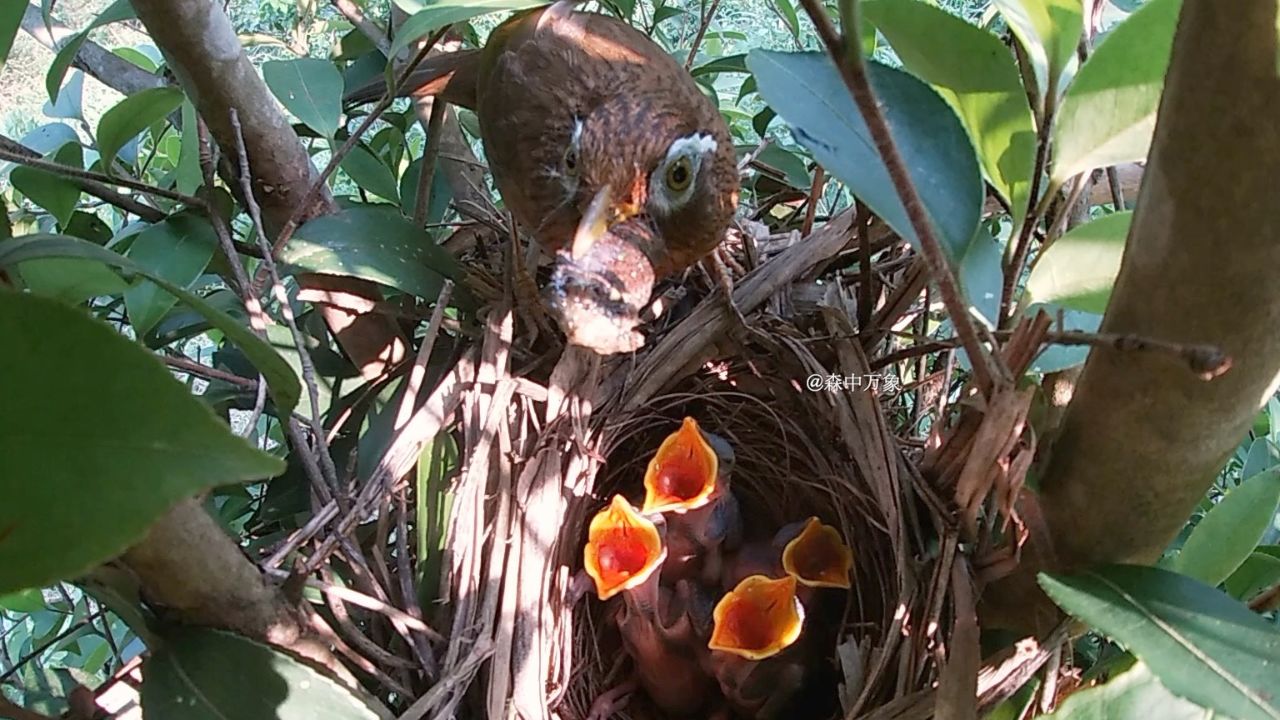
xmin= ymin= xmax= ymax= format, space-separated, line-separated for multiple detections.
xmin=643 ymin=417 xmax=721 ymax=514
xmin=583 ymin=495 xmax=667 ymax=601
xmin=571 ymin=185 xmax=614 ymax=260
xmin=781 ymin=517 xmax=854 ymax=589
xmin=709 ymin=574 xmax=805 ymax=660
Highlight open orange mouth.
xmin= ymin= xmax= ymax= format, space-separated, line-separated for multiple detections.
xmin=642 ymin=417 xmax=719 ymax=514
xmin=781 ymin=517 xmax=854 ymax=589
xmin=583 ymin=495 xmax=666 ymax=601
xmin=708 ymin=575 xmax=804 ymax=660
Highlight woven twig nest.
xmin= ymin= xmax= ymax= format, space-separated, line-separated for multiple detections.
xmin=430 ymin=210 xmax=962 ymax=720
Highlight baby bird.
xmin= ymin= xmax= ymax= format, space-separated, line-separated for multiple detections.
xmin=706 ymin=574 xmax=807 ymax=719
xmin=582 ymin=495 xmax=714 ymax=717
xmin=642 ymin=417 xmax=743 ymax=586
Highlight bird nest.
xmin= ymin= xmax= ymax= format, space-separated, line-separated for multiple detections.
xmin=415 ymin=204 xmax=999 ymax=720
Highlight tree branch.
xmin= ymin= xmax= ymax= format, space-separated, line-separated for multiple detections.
xmin=985 ymin=0 xmax=1280 ymax=632
xmin=20 ymin=4 xmax=167 ymax=97
xmin=127 ymin=0 xmax=406 ymax=378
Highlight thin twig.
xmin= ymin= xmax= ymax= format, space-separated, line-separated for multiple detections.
xmin=229 ymin=109 xmax=342 ymax=494
xmin=801 ymin=165 xmax=826 ymax=237
xmin=799 ymin=0 xmax=1000 ymax=393
xmin=412 ymin=99 xmax=448 ymax=227
xmin=197 ymin=118 xmax=270 ymax=436
xmin=684 ymin=0 xmax=723 ymax=70
xmin=163 ymin=354 xmax=257 ymax=388
xmin=855 ymin=204 xmax=874 ymax=332
xmin=0 ymin=143 xmax=199 ymax=214
xmin=330 ymin=0 xmax=390 ymax=55
xmin=395 ymin=281 xmax=456 ymax=430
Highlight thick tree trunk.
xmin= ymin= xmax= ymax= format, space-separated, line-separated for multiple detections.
xmin=984 ymin=0 xmax=1280 ymax=631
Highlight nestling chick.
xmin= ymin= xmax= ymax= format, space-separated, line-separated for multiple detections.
xmin=582 ymin=495 xmax=714 ymax=717
xmin=642 ymin=417 xmax=743 ymax=586
xmin=706 ymin=574 xmax=807 ymax=719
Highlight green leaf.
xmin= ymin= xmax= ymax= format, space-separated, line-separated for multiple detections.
xmin=97 ymin=87 xmax=185 ymax=172
xmin=0 ymin=0 xmax=22 ymax=73
xmin=992 ymin=0 xmax=1082 ymax=102
xmin=339 ymin=144 xmax=401 ymax=202
xmin=11 ymin=167 xmax=79 ymax=228
xmin=263 ymin=59 xmax=344 ymax=140
xmin=691 ymin=53 xmax=749 ymax=77
xmin=0 ymin=588 xmax=49 ymax=613
xmin=773 ymin=0 xmax=800 ymax=39
xmin=863 ymin=0 xmax=1037 ymax=225
xmin=958 ymin=227 xmax=1004 ymax=325
xmin=285 ymin=204 xmax=459 ymax=301
xmin=389 ymin=0 xmax=550 ymax=60
xmin=1225 ymin=552 xmax=1280 ymax=602
xmin=1242 ymin=438 xmax=1279 ymax=482
xmin=399 ymin=157 xmax=453 ymax=225
xmin=0 ymin=292 xmax=284 ymax=595
xmin=124 ymin=214 xmax=218 ymax=338
xmin=175 ymin=101 xmax=203 ymax=195
xmin=0 ymin=234 xmax=300 ymax=417
xmin=46 ymin=0 xmax=135 ymax=103
xmin=17 ymin=258 xmax=130 ymax=303
xmin=1052 ymin=0 xmax=1181 ymax=183
xmin=1040 ymin=564 xmax=1280 ymax=720
xmin=1172 ymin=468 xmax=1280 ymax=586
xmin=142 ymin=627 xmax=381 ymax=719
xmin=748 ymin=50 xmax=983 ymax=263
xmin=1023 ymin=211 xmax=1131 ymax=313
xmin=753 ymin=144 xmax=810 ymax=190
xmin=1044 ymin=661 xmax=1214 ymax=720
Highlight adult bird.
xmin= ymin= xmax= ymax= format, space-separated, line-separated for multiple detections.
xmin=344 ymin=1 xmax=740 ymax=354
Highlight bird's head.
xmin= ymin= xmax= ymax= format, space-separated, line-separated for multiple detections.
xmin=708 ymin=574 xmax=805 ymax=660
xmin=642 ymin=417 xmax=729 ymax=515
xmin=544 ymin=99 xmax=737 ymax=354
xmin=780 ymin=517 xmax=854 ymax=589
xmin=583 ymin=494 xmax=667 ymax=601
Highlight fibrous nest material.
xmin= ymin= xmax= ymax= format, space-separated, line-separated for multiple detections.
xmin=409 ymin=206 xmax=1008 ymax=720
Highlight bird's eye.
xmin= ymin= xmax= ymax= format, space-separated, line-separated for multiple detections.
xmin=665 ymin=156 xmax=693 ymax=192
xmin=563 ymin=146 xmax=579 ymax=176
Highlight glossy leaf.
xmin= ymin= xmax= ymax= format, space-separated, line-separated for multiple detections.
xmin=992 ymin=0 xmax=1082 ymax=101
xmin=0 ymin=0 xmax=20 ymax=73
xmin=1045 ymin=661 xmax=1214 ymax=720
xmin=864 ymin=0 xmax=1037 ymax=224
xmin=285 ymin=204 xmax=460 ymax=300
xmin=1040 ymin=564 xmax=1280 ymax=720
xmin=1241 ymin=438 xmax=1279 ymax=482
xmin=753 ymin=144 xmax=810 ymax=190
xmin=1052 ymin=0 xmax=1181 ymax=183
xmin=958 ymin=227 xmax=1004 ymax=325
xmin=1172 ymin=469 xmax=1280 ymax=586
xmin=389 ymin=0 xmax=550 ymax=59
xmin=97 ymin=87 xmax=185 ymax=171
xmin=1225 ymin=552 xmax=1280 ymax=602
xmin=10 ymin=144 xmax=84 ymax=228
xmin=692 ymin=53 xmax=748 ymax=77
xmin=143 ymin=627 xmax=381 ymax=719
xmin=176 ymin=101 xmax=203 ymax=195
xmin=0 ymin=589 xmax=48 ymax=613
xmin=399 ymin=157 xmax=453 ymax=225
xmin=263 ymin=59 xmax=344 ymax=140
xmin=46 ymin=0 xmax=135 ymax=103
xmin=1024 ymin=211 xmax=1131 ymax=314
xmin=124 ymin=214 xmax=218 ymax=337
xmin=0 ymin=234 xmax=300 ymax=416
xmin=748 ymin=50 xmax=983 ymax=262
xmin=0 ymin=292 xmax=284 ymax=595
xmin=339 ymin=144 xmax=400 ymax=202
xmin=18 ymin=258 xmax=130 ymax=304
